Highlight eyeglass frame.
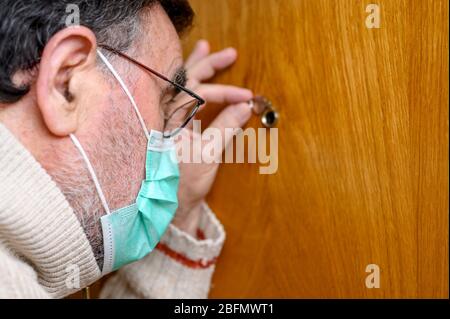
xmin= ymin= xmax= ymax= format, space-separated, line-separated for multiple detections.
xmin=99 ymin=44 xmax=205 ymax=138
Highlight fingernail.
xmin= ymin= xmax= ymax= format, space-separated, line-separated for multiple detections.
xmin=234 ymin=103 xmax=253 ymax=125
xmin=197 ymin=40 xmax=210 ymax=52
xmin=225 ymin=47 xmax=237 ymax=57
xmin=239 ymin=88 xmax=253 ymax=99
xmin=198 ymin=39 xmax=209 ymax=47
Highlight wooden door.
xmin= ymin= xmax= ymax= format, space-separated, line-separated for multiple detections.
xmin=183 ymin=0 xmax=449 ymax=298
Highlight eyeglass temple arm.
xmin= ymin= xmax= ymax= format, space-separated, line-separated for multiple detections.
xmin=99 ymin=45 xmax=206 ymax=105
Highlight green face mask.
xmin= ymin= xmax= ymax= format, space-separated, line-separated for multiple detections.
xmin=70 ymin=50 xmax=180 ymax=275
xmin=100 ymin=130 xmax=179 ymax=274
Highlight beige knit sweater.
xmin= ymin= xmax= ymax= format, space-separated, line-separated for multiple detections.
xmin=0 ymin=123 xmax=225 ymax=299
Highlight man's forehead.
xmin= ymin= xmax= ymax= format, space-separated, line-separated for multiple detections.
xmin=136 ymin=4 xmax=184 ymax=83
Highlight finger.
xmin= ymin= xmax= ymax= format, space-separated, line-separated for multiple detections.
xmin=207 ymin=102 xmax=253 ymax=154
xmin=162 ymin=83 xmax=252 ymax=132
xmin=196 ymin=84 xmax=253 ymax=107
xmin=187 ymin=47 xmax=238 ymax=82
xmin=185 ymin=40 xmax=210 ymax=69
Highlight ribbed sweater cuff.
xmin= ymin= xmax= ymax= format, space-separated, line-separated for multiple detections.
xmin=158 ymin=201 xmax=226 ymax=266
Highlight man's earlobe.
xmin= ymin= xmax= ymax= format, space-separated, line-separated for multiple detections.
xmin=36 ymin=26 xmax=97 ymax=137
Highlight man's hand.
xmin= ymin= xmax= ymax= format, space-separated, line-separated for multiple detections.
xmin=172 ymin=40 xmax=253 ymax=236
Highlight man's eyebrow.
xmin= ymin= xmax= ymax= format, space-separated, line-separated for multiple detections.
xmin=172 ymin=66 xmax=188 ymax=88
xmin=161 ymin=66 xmax=188 ymax=99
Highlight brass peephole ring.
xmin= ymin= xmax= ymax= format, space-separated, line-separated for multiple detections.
xmin=249 ymin=96 xmax=279 ymax=128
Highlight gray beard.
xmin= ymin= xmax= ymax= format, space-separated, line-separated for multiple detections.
xmin=48 ymin=149 xmax=106 ymax=269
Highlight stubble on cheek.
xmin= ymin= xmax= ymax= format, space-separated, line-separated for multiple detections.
xmin=45 ymin=93 xmax=148 ymax=269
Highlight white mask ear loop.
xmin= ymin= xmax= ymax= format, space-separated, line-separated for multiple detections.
xmin=97 ymin=49 xmax=150 ymax=140
xmin=70 ymin=134 xmax=111 ymax=215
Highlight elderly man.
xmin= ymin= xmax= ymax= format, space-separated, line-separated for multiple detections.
xmin=0 ymin=0 xmax=252 ymax=298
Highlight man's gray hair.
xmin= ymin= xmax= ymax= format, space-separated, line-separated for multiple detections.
xmin=0 ymin=0 xmax=194 ymax=103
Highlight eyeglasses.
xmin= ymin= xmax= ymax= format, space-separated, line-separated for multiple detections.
xmin=99 ymin=45 xmax=205 ymax=138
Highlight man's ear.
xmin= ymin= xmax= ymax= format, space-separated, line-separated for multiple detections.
xmin=36 ymin=26 xmax=97 ymax=136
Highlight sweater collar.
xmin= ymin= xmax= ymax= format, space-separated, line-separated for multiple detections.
xmin=0 ymin=123 xmax=101 ymax=298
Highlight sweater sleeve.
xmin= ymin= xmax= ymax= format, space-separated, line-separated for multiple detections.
xmin=0 ymin=245 xmax=51 ymax=299
xmin=99 ymin=202 xmax=226 ymax=299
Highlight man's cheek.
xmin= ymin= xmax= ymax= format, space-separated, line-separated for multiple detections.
xmin=133 ymin=82 xmax=164 ymax=132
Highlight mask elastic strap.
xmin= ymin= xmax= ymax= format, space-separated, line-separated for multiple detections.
xmin=70 ymin=134 xmax=111 ymax=215
xmin=97 ymin=49 xmax=150 ymax=140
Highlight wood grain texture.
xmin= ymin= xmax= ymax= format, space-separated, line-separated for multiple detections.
xmin=182 ymin=0 xmax=449 ymax=298
xmin=69 ymin=0 xmax=448 ymax=299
